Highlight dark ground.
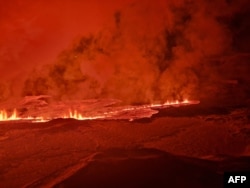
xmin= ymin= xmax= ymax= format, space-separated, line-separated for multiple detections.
xmin=1 ymin=100 xmax=250 ymax=188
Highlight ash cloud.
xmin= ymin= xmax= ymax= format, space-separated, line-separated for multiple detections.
xmin=2 ymin=0 xmax=250 ymax=104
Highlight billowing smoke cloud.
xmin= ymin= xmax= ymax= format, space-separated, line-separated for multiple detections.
xmin=2 ymin=0 xmax=250 ymax=104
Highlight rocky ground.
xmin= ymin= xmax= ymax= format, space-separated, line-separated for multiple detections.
xmin=0 ymin=101 xmax=249 ymax=188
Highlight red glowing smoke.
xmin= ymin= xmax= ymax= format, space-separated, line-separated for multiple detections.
xmin=0 ymin=0 xmax=250 ymax=104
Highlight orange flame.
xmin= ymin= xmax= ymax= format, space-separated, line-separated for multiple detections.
xmin=0 ymin=109 xmax=20 ymax=121
xmin=64 ymin=109 xmax=106 ymax=120
xmin=0 ymin=109 xmax=46 ymax=122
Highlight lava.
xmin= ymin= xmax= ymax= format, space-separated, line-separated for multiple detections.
xmin=0 ymin=109 xmax=20 ymax=121
xmin=0 ymin=99 xmax=199 ymax=123
xmin=0 ymin=109 xmax=46 ymax=123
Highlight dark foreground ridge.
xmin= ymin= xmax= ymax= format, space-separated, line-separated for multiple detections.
xmin=52 ymin=148 xmax=250 ymax=188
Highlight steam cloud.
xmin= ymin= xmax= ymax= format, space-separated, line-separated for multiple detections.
xmin=1 ymin=0 xmax=250 ymax=104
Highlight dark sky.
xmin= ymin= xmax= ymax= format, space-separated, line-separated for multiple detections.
xmin=0 ymin=0 xmax=250 ymax=104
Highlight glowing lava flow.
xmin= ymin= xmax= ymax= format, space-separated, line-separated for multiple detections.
xmin=0 ymin=109 xmax=20 ymax=121
xmin=0 ymin=99 xmax=199 ymax=123
xmin=149 ymin=99 xmax=190 ymax=108
xmin=64 ymin=110 xmax=106 ymax=120
xmin=0 ymin=109 xmax=46 ymax=122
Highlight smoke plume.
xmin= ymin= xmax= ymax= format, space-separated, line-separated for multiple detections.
xmin=1 ymin=0 xmax=250 ymax=104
